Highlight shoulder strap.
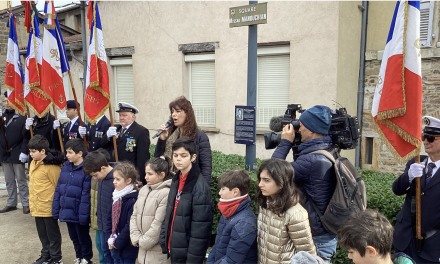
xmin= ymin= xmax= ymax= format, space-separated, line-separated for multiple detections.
xmin=310 ymin=150 xmax=336 ymax=163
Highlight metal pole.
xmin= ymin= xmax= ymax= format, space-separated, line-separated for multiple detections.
xmin=245 ymin=0 xmax=258 ymax=172
xmin=80 ymin=1 xmax=88 ymax=124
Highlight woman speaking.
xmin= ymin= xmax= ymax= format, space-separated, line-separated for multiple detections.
xmin=154 ymin=96 xmax=212 ymax=184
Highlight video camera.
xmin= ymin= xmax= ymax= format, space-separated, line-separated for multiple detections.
xmin=264 ymin=104 xmax=360 ymax=150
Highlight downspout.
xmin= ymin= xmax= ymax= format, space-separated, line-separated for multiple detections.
xmin=355 ymin=1 xmax=368 ymax=168
xmin=69 ymin=44 xmax=84 ymax=65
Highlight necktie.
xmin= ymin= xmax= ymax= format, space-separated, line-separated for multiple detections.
xmin=67 ymin=121 xmax=72 ymax=132
xmin=426 ymin=162 xmax=436 ymax=184
xmin=121 ymin=128 xmax=127 ymax=136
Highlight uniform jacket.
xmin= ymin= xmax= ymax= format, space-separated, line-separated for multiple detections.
xmin=29 ymin=151 xmax=64 ymax=217
xmin=61 ymin=118 xmax=82 ymax=146
xmin=52 ymin=160 xmax=91 ymax=225
xmin=257 ymin=203 xmax=316 ymax=264
xmin=0 ymin=110 xmax=28 ymax=163
xmin=130 ymin=179 xmax=172 ymax=264
xmin=90 ymin=178 xmax=99 ymax=230
xmin=25 ymin=113 xmax=61 ymax=151
xmin=206 ymin=196 xmax=258 ymax=264
xmin=393 ymin=156 xmax=440 ymax=263
xmin=105 ymin=191 xmax=139 ymax=259
xmin=272 ymin=137 xmax=336 ymax=236
xmin=101 ymin=121 xmax=151 ymax=184
xmin=86 ymin=115 xmax=111 ymax=152
xmin=155 ymin=128 xmax=212 ymax=185
xmin=160 ymin=165 xmax=213 ymax=264
xmin=97 ymin=169 xmax=115 ymax=231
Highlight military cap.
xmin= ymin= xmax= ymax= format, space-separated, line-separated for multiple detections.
xmin=116 ymin=102 xmax=138 ymax=114
xmin=66 ymin=100 xmax=79 ymax=109
xmin=423 ymin=116 xmax=440 ymax=136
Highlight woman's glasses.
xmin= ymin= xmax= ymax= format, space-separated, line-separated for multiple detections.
xmin=422 ymin=134 xmax=440 ymax=143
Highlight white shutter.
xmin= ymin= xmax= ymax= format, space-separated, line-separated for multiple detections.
xmin=115 ymin=65 xmax=135 ymax=106
xmin=189 ymin=61 xmax=216 ymax=127
xmin=420 ymin=1 xmax=434 ymax=47
xmin=257 ymin=54 xmax=290 ymax=127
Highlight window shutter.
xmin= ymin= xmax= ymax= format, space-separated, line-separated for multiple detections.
xmin=115 ymin=65 xmax=135 ymax=106
xmin=420 ymin=1 xmax=434 ymax=47
xmin=190 ymin=61 xmax=216 ymax=127
xmin=257 ymin=54 xmax=290 ymax=127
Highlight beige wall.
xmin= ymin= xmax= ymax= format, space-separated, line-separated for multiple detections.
xmin=366 ymin=1 xmax=396 ymax=51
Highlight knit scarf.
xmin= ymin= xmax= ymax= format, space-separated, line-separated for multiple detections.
xmin=164 ymin=127 xmax=180 ymax=173
xmin=108 ymin=184 xmax=134 ymax=245
xmin=218 ymin=194 xmax=248 ymax=218
xmin=298 ymin=136 xmax=332 ymax=152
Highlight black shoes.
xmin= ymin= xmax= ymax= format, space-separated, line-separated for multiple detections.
xmin=23 ymin=206 xmax=30 ymax=214
xmin=0 ymin=205 xmax=17 ymax=213
xmin=31 ymin=257 xmax=51 ymax=264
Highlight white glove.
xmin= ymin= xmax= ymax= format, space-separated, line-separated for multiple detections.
xmin=25 ymin=118 xmax=34 ymax=130
xmin=107 ymin=126 xmax=117 ymax=138
xmin=108 ymin=233 xmax=118 ymax=245
xmin=53 ymin=119 xmax=60 ymax=130
xmin=0 ymin=109 xmax=2 ymax=116
xmin=19 ymin=153 xmax=28 ymax=163
xmin=408 ymin=163 xmax=425 ymax=183
xmin=79 ymin=126 xmax=87 ymax=137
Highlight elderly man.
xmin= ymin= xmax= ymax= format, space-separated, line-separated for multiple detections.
xmin=101 ymin=102 xmax=150 ymax=185
xmin=393 ymin=116 xmax=440 ymax=263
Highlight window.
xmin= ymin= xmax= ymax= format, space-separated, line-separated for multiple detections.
xmin=110 ymin=58 xmax=135 ymax=121
xmin=257 ymin=46 xmax=290 ymax=128
xmin=420 ymin=1 xmax=434 ymax=47
xmin=186 ymin=54 xmax=216 ymax=127
xmin=365 ymin=137 xmax=374 ymax=165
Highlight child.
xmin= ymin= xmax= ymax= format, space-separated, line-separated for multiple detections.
xmin=83 ymin=150 xmax=115 ymax=264
xmin=207 ymin=169 xmax=258 ymax=264
xmin=28 ymin=135 xmax=64 ymax=264
xmin=130 ymin=156 xmax=173 ymax=264
xmin=337 ymin=209 xmax=416 ymax=264
xmin=52 ymin=139 xmax=93 ymax=264
xmin=160 ymin=136 xmax=213 ymax=264
xmin=105 ymin=161 xmax=139 ymax=264
xmin=256 ymin=159 xmax=316 ymax=264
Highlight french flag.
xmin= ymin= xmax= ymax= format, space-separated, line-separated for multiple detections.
xmin=41 ymin=0 xmax=70 ymax=111
xmin=371 ymin=0 xmax=422 ymax=162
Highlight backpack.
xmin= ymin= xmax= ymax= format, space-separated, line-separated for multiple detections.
xmin=308 ymin=150 xmax=367 ymax=235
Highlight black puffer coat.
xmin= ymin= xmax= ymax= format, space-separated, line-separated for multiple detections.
xmin=0 ymin=111 xmax=28 ymax=163
xmin=160 ymin=164 xmax=213 ymax=264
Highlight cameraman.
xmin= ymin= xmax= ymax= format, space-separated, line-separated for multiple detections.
xmin=271 ymin=105 xmax=337 ymax=261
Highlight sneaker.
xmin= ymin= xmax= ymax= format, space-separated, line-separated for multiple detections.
xmin=31 ymin=257 xmax=51 ymax=264
xmin=73 ymin=259 xmax=81 ymax=264
xmin=80 ymin=259 xmax=93 ymax=264
xmin=49 ymin=259 xmax=63 ymax=264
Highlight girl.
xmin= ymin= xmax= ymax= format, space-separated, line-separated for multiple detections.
xmin=130 ymin=156 xmax=172 ymax=264
xmin=256 ymin=159 xmax=316 ymax=264
xmin=106 ymin=162 xmax=139 ymax=264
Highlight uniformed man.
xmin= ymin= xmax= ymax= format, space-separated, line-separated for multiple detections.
xmin=25 ymin=112 xmax=61 ymax=152
xmin=60 ymin=100 xmax=83 ymax=146
xmin=101 ymin=102 xmax=150 ymax=185
xmin=78 ymin=114 xmax=111 ymax=151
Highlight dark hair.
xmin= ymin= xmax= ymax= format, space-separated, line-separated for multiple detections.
xmin=83 ymin=150 xmax=110 ymax=175
xmin=168 ymin=96 xmax=198 ymax=139
xmin=65 ymin=138 xmax=86 ymax=157
xmin=218 ymin=169 xmax=251 ymax=196
xmin=28 ymin=134 xmax=49 ymax=152
xmin=256 ymin=159 xmax=302 ymax=216
xmin=114 ymin=161 xmax=139 ymax=190
xmin=145 ymin=156 xmax=172 ymax=181
xmin=96 ymin=148 xmax=111 ymax=162
xmin=172 ymin=136 xmax=196 ymax=157
xmin=338 ymin=209 xmax=393 ymax=258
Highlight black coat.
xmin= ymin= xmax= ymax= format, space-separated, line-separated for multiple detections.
xmin=101 ymin=121 xmax=150 ymax=184
xmin=61 ymin=118 xmax=82 ymax=146
xmin=24 ymin=113 xmax=61 ymax=151
xmin=85 ymin=115 xmax=111 ymax=152
xmin=160 ymin=164 xmax=213 ymax=264
xmin=393 ymin=156 xmax=440 ymax=263
xmin=0 ymin=111 xmax=28 ymax=163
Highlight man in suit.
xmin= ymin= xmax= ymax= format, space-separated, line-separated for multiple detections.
xmin=101 ymin=102 xmax=150 ymax=185
xmin=78 ymin=114 xmax=111 ymax=152
xmin=393 ymin=115 xmax=440 ymax=263
xmin=60 ymin=100 xmax=82 ymax=146
xmin=25 ymin=112 xmax=61 ymax=152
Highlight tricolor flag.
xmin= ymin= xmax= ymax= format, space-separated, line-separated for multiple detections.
xmin=24 ymin=2 xmax=52 ymax=117
xmin=371 ymin=0 xmax=422 ymax=163
xmin=4 ymin=12 xmax=25 ymax=115
xmin=41 ymin=0 xmax=70 ymax=112
xmin=85 ymin=1 xmax=110 ymax=124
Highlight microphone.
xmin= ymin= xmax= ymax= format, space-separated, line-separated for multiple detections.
xmin=269 ymin=116 xmax=284 ymax=132
xmin=152 ymin=119 xmax=173 ymax=139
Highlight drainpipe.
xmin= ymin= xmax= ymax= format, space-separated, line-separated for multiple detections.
xmin=355 ymin=1 xmax=368 ymax=168
xmin=80 ymin=1 xmax=88 ymax=124
xmin=69 ymin=44 xmax=84 ymax=65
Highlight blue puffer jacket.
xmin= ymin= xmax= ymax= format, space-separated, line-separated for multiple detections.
xmin=97 ymin=169 xmax=115 ymax=231
xmin=52 ymin=161 xmax=92 ymax=225
xmin=272 ymin=137 xmax=336 ymax=236
xmin=207 ymin=196 xmax=258 ymax=264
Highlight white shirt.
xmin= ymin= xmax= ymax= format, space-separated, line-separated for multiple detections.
xmin=68 ymin=116 xmax=79 ymax=132
xmin=425 ymin=157 xmax=440 ymax=178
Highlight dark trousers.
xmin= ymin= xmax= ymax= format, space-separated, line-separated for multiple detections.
xmin=66 ymin=222 xmax=93 ymax=260
xmin=35 ymin=217 xmax=62 ymax=261
xmin=101 ymin=229 xmax=114 ymax=264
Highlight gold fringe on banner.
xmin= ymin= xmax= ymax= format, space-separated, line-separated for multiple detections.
xmin=45 ymin=25 xmax=55 ymax=30
xmin=89 ymin=86 xmax=111 ymax=100
xmin=85 ymin=103 xmax=110 ymax=125
xmin=25 ymin=100 xmax=52 ymax=118
xmin=376 ymin=107 xmax=406 ymax=121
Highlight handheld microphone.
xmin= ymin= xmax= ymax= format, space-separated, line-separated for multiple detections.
xmin=269 ymin=116 xmax=284 ymax=132
xmin=152 ymin=119 xmax=173 ymax=139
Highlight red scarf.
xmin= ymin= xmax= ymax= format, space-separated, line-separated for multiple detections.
xmin=218 ymin=195 xmax=248 ymax=218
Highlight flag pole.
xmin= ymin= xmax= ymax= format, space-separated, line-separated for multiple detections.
xmin=108 ymin=100 xmax=118 ymax=162
xmin=67 ymin=71 xmax=89 ymax=151
xmin=26 ymin=105 xmax=34 ymax=137
xmin=52 ymin=105 xmax=64 ymax=153
xmin=415 ymin=155 xmax=422 ymax=250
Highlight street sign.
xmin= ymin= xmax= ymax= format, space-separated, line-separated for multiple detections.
xmin=229 ymin=2 xmax=267 ymax=28
xmin=234 ymin=105 xmax=256 ymax=145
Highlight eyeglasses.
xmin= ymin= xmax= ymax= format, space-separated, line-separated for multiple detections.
xmin=422 ymin=134 xmax=440 ymax=143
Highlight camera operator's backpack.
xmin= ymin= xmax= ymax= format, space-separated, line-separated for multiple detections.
xmin=308 ymin=150 xmax=367 ymax=235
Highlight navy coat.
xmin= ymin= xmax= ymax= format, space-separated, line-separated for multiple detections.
xmin=393 ymin=156 xmax=440 ymax=263
xmin=105 ymin=191 xmax=139 ymax=259
xmin=272 ymin=137 xmax=336 ymax=236
xmin=61 ymin=118 xmax=82 ymax=146
xmin=97 ymin=169 xmax=115 ymax=231
xmin=52 ymin=160 xmax=91 ymax=225
xmin=85 ymin=115 xmax=111 ymax=152
xmin=0 ymin=111 xmax=28 ymax=163
xmin=25 ymin=113 xmax=61 ymax=151
xmin=207 ymin=196 xmax=258 ymax=264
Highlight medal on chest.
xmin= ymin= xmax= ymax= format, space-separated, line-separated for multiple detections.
xmin=126 ymin=138 xmax=136 ymax=152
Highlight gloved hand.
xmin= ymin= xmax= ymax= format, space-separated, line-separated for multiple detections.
xmin=25 ymin=118 xmax=34 ymax=130
xmin=107 ymin=127 xmax=117 ymax=138
xmin=19 ymin=153 xmax=28 ymax=163
xmin=108 ymin=233 xmax=118 ymax=246
xmin=408 ymin=163 xmax=425 ymax=183
xmin=0 ymin=109 xmax=2 ymax=116
xmin=53 ymin=119 xmax=60 ymax=130
xmin=79 ymin=126 xmax=87 ymax=137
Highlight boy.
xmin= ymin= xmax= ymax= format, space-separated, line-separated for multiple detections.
xmin=206 ymin=169 xmax=258 ymax=264
xmin=83 ymin=150 xmax=115 ymax=264
xmin=337 ymin=209 xmax=415 ymax=264
xmin=28 ymin=135 xmax=64 ymax=264
xmin=160 ymin=136 xmax=213 ymax=264
xmin=52 ymin=139 xmax=93 ymax=264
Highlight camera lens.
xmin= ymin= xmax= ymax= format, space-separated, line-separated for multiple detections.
xmin=291 ymin=120 xmax=300 ymax=131
xmin=264 ymin=132 xmax=282 ymax=149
